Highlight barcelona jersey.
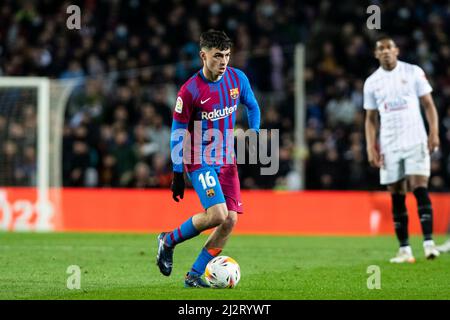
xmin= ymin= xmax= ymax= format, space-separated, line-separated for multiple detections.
xmin=171 ymin=67 xmax=260 ymax=173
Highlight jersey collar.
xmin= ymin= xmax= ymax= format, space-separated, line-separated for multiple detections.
xmin=199 ymin=68 xmax=226 ymax=84
xmin=379 ymin=61 xmax=400 ymax=74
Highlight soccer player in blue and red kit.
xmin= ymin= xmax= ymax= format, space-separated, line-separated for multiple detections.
xmin=156 ymin=30 xmax=261 ymax=287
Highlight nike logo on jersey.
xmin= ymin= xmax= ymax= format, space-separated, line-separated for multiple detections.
xmin=200 ymin=97 xmax=211 ymax=104
xmin=238 ymin=202 xmax=242 ymax=206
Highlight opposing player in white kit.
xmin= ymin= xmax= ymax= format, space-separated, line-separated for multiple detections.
xmin=364 ymin=35 xmax=441 ymax=263
xmin=436 ymin=222 xmax=450 ymax=253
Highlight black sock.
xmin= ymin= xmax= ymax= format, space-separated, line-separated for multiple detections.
xmin=413 ymin=187 xmax=433 ymax=241
xmin=391 ymin=193 xmax=409 ymax=247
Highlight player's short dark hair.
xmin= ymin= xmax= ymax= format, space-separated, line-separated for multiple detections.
xmin=200 ymin=30 xmax=233 ymax=51
xmin=374 ymin=34 xmax=396 ymax=49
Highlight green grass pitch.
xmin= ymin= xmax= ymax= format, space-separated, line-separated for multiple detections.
xmin=0 ymin=232 xmax=449 ymax=300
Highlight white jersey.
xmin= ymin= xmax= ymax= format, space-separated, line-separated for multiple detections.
xmin=363 ymin=60 xmax=432 ymax=153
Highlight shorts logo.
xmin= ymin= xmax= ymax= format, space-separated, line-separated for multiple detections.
xmin=175 ymin=97 xmax=183 ymax=113
xmin=206 ymin=188 xmax=215 ymax=198
xmin=230 ymin=88 xmax=239 ymax=99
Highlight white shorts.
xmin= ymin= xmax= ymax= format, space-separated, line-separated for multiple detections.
xmin=380 ymin=143 xmax=430 ymax=185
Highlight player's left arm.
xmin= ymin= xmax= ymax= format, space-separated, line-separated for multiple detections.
xmin=419 ymin=93 xmax=440 ymax=153
xmin=415 ymin=65 xmax=439 ymax=153
xmin=238 ymin=70 xmax=261 ymax=133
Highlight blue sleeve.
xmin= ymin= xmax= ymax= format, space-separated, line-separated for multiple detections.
xmin=239 ymin=71 xmax=261 ymax=133
xmin=170 ymin=119 xmax=188 ymax=173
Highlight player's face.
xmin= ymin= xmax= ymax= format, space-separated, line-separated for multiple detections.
xmin=374 ymin=39 xmax=399 ymax=66
xmin=201 ymin=48 xmax=231 ymax=77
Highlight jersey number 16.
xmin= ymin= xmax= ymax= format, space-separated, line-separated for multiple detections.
xmin=198 ymin=171 xmax=217 ymax=189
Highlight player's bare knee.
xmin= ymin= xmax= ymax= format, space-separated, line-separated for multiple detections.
xmin=409 ymin=176 xmax=428 ymax=190
xmin=211 ymin=215 xmax=227 ymax=227
xmin=214 ymin=210 xmax=228 ymax=226
xmin=411 ymin=183 xmax=427 ymax=190
xmin=226 ymin=212 xmax=238 ymax=228
xmin=220 ymin=212 xmax=237 ymax=232
xmin=207 ymin=204 xmax=228 ymax=227
xmin=388 ymin=180 xmax=407 ymax=194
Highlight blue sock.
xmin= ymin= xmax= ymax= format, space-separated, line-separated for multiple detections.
xmin=189 ymin=247 xmax=215 ymax=276
xmin=164 ymin=217 xmax=199 ymax=247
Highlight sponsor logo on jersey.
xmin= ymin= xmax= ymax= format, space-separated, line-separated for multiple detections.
xmin=384 ymin=98 xmax=408 ymax=111
xmin=175 ymin=97 xmax=183 ymax=113
xmin=230 ymin=88 xmax=239 ymax=99
xmin=206 ymin=188 xmax=215 ymax=198
xmin=201 ymin=104 xmax=237 ymax=121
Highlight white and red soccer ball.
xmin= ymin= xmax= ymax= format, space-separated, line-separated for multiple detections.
xmin=204 ymin=256 xmax=241 ymax=289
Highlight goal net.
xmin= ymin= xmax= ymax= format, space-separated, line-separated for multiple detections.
xmin=0 ymin=77 xmax=74 ymax=231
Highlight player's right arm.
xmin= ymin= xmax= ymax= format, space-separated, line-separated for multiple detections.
xmin=363 ymin=79 xmax=382 ymax=168
xmin=365 ymin=110 xmax=382 ymax=168
xmin=170 ymin=87 xmax=194 ymax=202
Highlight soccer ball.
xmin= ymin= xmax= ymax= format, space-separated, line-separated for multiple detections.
xmin=204 ymin=256 xmax=240 ymax=288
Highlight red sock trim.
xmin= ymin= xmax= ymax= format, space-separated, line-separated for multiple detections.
xmin=206 ymin=247 xmax=222 ymax=257
xmin=177 ymin=227 xmax=183 ymax=240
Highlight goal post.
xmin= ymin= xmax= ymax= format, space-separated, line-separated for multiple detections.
xmin=0 ymin=77 xmax=75 ymax=231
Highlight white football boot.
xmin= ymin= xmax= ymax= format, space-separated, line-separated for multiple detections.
xmin=389 ymin=246 xmax=416 ymax=263
xmin=423 ymin=240 xmax=440 ymax=260
xmin=436 ymin=240 xmax=450 ymax=253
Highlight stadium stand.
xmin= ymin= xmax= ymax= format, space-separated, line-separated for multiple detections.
xmin=0 ymin=0 xmax=449 ymax=191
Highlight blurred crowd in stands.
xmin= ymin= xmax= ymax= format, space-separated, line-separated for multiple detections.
xmin=0 ymin=0 xmax=449 ymax=191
